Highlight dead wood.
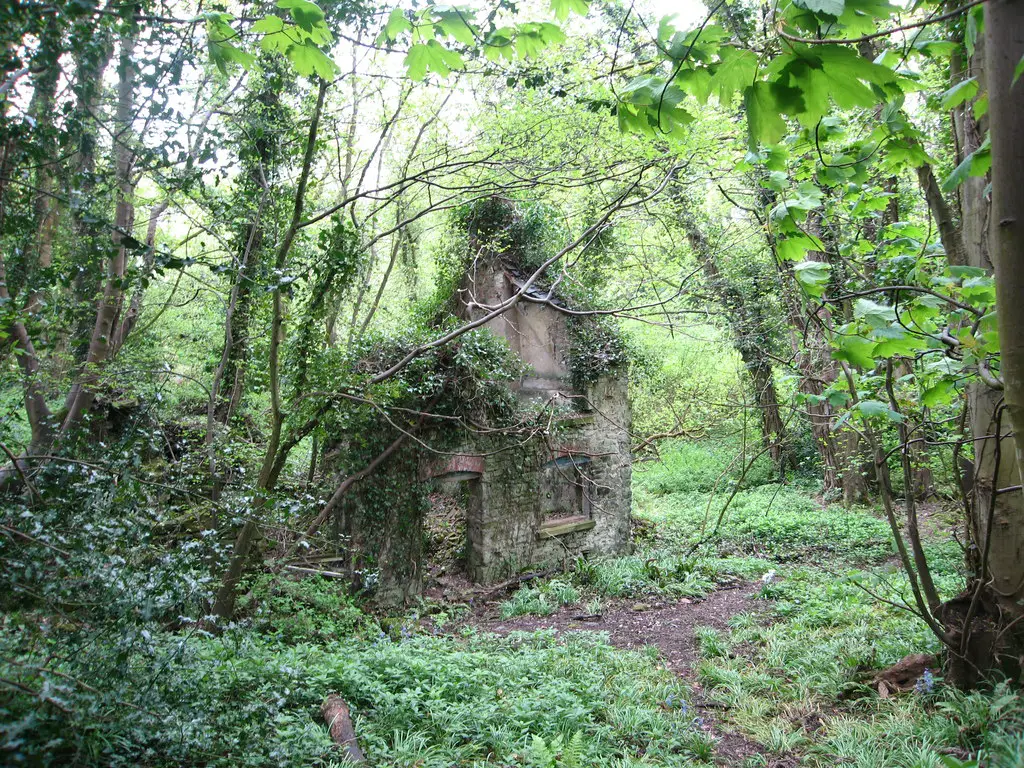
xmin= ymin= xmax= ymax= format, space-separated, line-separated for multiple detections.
xmin=474 ymin=568 xmax=557 ymax=601
xmin=868 ymin=653 xmax=938 ymax=697
xmin=321 ymin=695 xmax=365 ymax=763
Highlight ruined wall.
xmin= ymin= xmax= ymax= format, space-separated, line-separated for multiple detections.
xmin=460 ymin=370 xmax=632 ymax=583
xmin=459 ymin=261 xmax=573 ymax=399
xmin=337 ymin=445 xmax=426 ymax=605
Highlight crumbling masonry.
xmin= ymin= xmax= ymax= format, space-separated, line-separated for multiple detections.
xmin=421 ymin=252 xmax=633 ymax=583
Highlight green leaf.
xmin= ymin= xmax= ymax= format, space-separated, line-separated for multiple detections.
xmin=792 ymin=260 xmax=831 ymax=297
xmin=942 ymin=137 xmax=991 ymax=191
xmin=873 ymin=330 xmax=928 ymax=358
xmin=948 ymin=265 xmax=987 ymax=280
xmin=827 ymin=390 xmax=851 ymax=407
xmin=709 ymin=48 xmax=758 ymax=106
xmin=550 ymin=0 xmax=589 ymax=22
xmin=922 ymin=380 xmax=956 ymax=407
xmin=404 ymin=40 xmax=465 ymax=80
xmin=437 ymin=11 xmax=477 ymax=45
xmin=777 ymin=233 xmax=824 ymax=261
xmin=793 ymin=0 xmax=845 ymax=17
xmin=939 ymin=77 xmax=977 ymax=110
xmin=961 ymin=274 xmax=995 ymax=305
xmin=853 ymin=298 xmax=896 ymax=328
xmin=253 ymin=14 xmax=286 ymax=34
xmin=675 ymin=68 xmax=712 ymax=103
xmin=286 ymin=40 xmax=337 ymax=78
xmin=855 ymin=399 xmax=903 ymax=421
xmin=513 ymin=22 xmax=565 ymax=57
xmin=484 ymin=28 xmax=516 ymax=62
xmin=277 ymin=0 xmax=325 ymax=32
xmin=1014 ymin=53 xmax=1024 ymax=85
xmin=856 ymin=399 xmax=888 ymax=417
xmin=972 ymin=93 xmax=988 ymax=120
xmin=744 ymin=82 xmax=787 ymax=149
xmin=621 ymin=75 xmax=666 ymax=106
xmin=382 ymin=8 xmax=412 ymax=41
xmin=833 ymin=335 xmax=876 ymax=369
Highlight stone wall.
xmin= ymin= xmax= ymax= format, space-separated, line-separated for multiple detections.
xmin=456 ymin=370 xmax=632 ymax=583
xmin=349 ymin=217 xmax=633 ymax=600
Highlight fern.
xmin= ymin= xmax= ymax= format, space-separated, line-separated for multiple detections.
xmin=563 ymin=731 xmax=583 ymax=768
xmin=530 ymin=734 xmax=557 ymax=767
xmin=528 ymin=732 xmax=585 ymax=768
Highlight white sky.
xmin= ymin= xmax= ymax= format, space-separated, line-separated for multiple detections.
xmin=640 ymin=0 xmax=709 ymax=29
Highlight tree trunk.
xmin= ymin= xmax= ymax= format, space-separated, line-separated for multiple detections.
xmin=61 ymin=30 xmax=137 ymax=435
xmin=774 ymin=214 xmax=844 ymax=495
xmin=917 ymin=164 xmax=967 ymax=267
xmin=212 ymin=79 xmax=329 ymax=622
xmin=65 ymin=30 xmax=114 ymax=362
xmin=981 ymin=0 xmax=1024 ymax=670
xmin=939 ymin=5 xmax=1024 ymax=684
xmin=681 ymin=209 xmax=790 ymax=468
xmin=212 ymin=218 xmax=264 ymax=425
xmin=211 ymin=68 xmax=288 ymax=426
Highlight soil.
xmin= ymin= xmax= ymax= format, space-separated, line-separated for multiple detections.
xmin=464 ymin=583 xmax=786 ymax=767
xmin=472 ymin=584 xmax=757 ymax=676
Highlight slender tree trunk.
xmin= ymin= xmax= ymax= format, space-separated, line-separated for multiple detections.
xmin=212 ymin=216 xmax=264 ymax=425
xmin=61 ymin=30 xmax=138 ymax=435
xmin=213 ymin=79 xmax=329 ymax=622
xmin=981 ymin=0 xmax=1024 ymax=667
xmin=26 ymin=15 xmax=60 ymax=324
xmin=65 ymin=32 xmax=114 ymax=362
xmin=936 ymin=6 xmax=1024 ymax=684
xmin=773 ymin=215 xmax=844 ymax=494
xmin=681 ymin=208 xmax=790 ymax=467
xmin=7 ymin=18 xmax=62 ymax=455
xmin=210 ymin=69 xmax=288 ymax=426
xmin=917 ymin=164 xmax=968 ymax=267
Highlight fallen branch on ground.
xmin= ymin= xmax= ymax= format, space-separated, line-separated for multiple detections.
xmin=322 ymin=695 xmax=365 ymax=763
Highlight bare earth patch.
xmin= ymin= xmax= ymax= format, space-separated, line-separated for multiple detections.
xmin=465 ymin=583 xmax=782 ymax=766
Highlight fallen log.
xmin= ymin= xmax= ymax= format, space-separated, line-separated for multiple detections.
xmin=869 ymin=653 xmax=938 ymax=697
xmin=321 ymin=695 xmax=365 ymax=763
xmin=284 ymin=565 xmax=347 ymax=579
xmin=475 ymin=568 xmax=557 ymax=601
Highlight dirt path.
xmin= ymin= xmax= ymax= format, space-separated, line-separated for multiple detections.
xmin=467 ymin=584 xmax=780 ymax=766
xmin=472 ymin=584 xmax=758 ymax=676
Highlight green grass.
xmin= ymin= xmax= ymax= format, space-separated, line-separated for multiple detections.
xmin=0 ymin=622 xmax=710 ymax=767
xmin=633 ymin=437 xmax=780 ymax=497
xmin=4 ymin=437 xmax=1020 ymax=768
xmin=628 ymin=443 xmax=1020 ymax=768
xmin=638 ymin=481 xmax=897 ymax=564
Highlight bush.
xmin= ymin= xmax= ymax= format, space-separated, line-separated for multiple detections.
xmin=237 ymin=574 xmax=374 ymax=643
xmin=634 ymin=438 xmax=779 ymax=496
xmin=0 ymin=625 xmax=704 ymax=766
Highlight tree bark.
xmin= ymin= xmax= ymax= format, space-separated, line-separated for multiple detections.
xmin=65 ymin=28 xmax=114 ymax=361
xmin=321 ymin=695 xmax=365 ymax=762
xmin=61 ymin=30 xmax=138 ymax=435
xmin=681 ymin=207 xmax=790 ymax=468
xmin=212 ymin=79 xmax=329 ymax=621
xmin=981 ymin=0 xmax=1024 ymax=667
xmin=210 ymin=72 xmax=286 ymax=426
xmin=937 ymin=4 xmax=1024 ymax=684
xmin=917 ymin=164 xmax=967 ymax=267
xmin=774 ymin=214 xmax=844 ymax=494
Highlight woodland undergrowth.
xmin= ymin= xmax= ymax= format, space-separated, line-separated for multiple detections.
xmin=2 ymin=438 xmax=1021 ymax=767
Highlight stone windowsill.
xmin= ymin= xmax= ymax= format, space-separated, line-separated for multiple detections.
xmin=537 ymin=516 xmax=595 ymax=539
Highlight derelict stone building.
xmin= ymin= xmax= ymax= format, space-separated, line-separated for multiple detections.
xmin=421 ymin=249 xmax=633 ymax=583
xmin=331 ymin=202 xmax=633 ymax=604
